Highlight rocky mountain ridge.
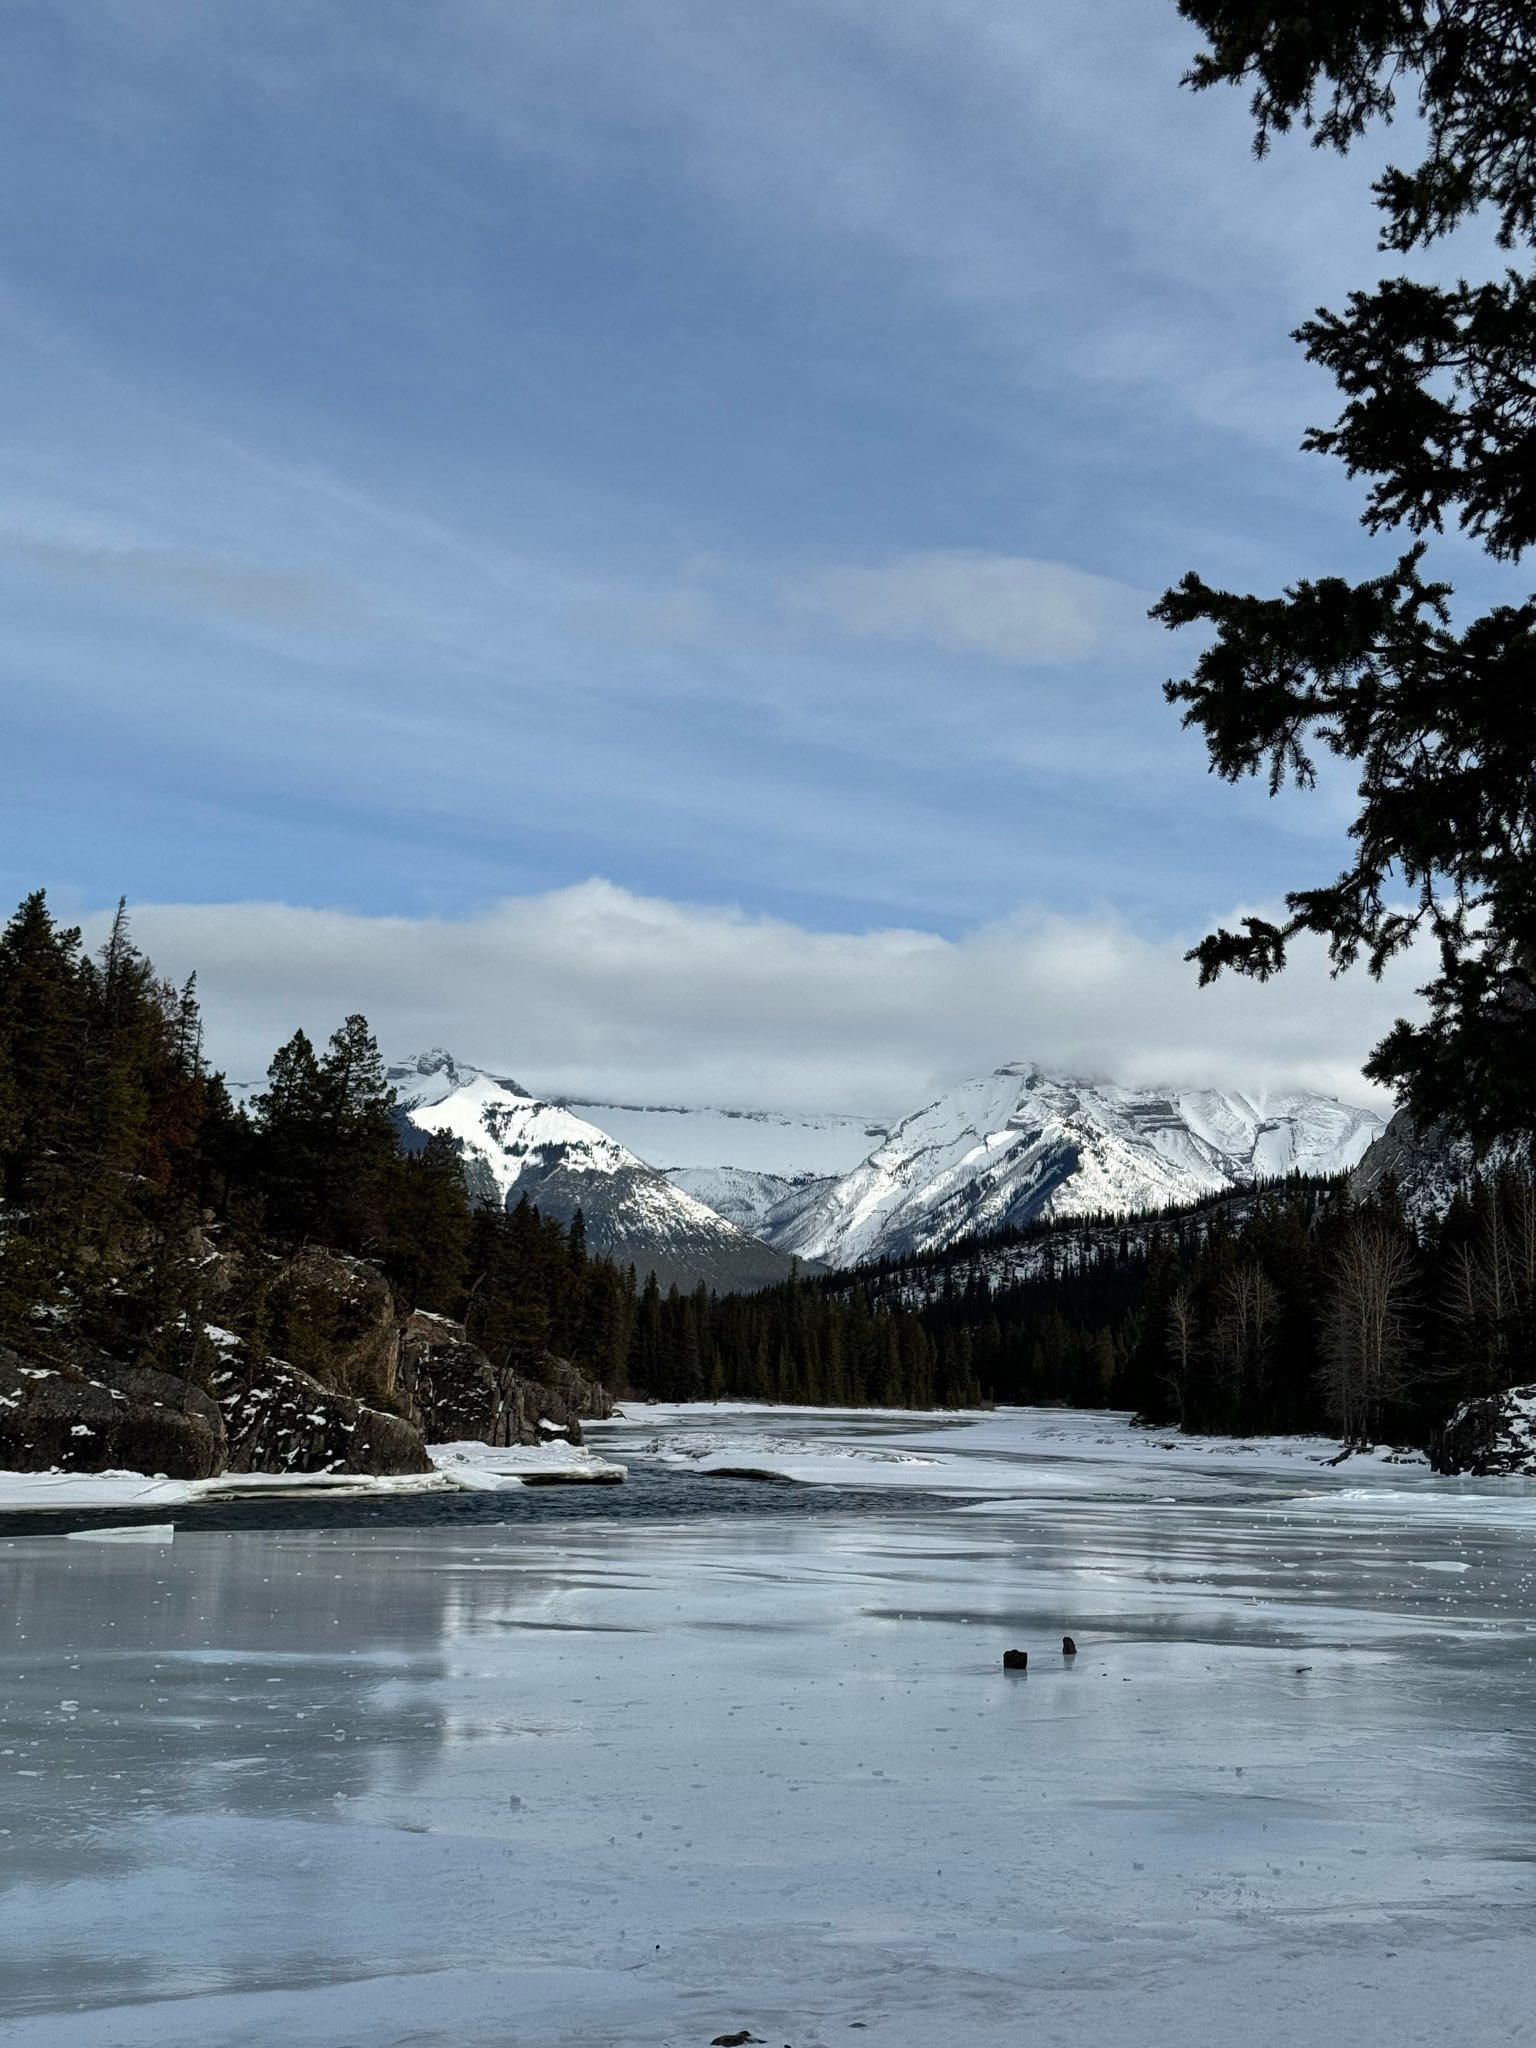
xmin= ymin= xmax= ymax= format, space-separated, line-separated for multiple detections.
xmin=762 ymin=1064 xmax=1385 ymax=1265
xmin=388 ymin=1051 xmax=798 ymax=1293
xmin=1351 ymin=1105 xmax=1532 ymax=1217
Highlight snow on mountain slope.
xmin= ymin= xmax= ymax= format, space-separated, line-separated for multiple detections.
xmin=1351 ymin=1107 xmax=1527 ymax=1218
xmin=775 ymin=1063 xmax=1385 ymax=1267
xmin=553 ymin=1098 xmax=884 ymax=1178
xmin=387 ymin=1052 xmax=797 ymax=1294
xmin=666 ymin=1164 xmax=838 ymax=1242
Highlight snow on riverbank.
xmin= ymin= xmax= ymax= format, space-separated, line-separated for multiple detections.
xmin=0 ymin=1402 xmax=1445 ymax=1515
xmin=0 ymin=1467 xmax=450 ymax=1513
xmin=426 ymin=1440 xmax=626 ymax=1488
xmin=0 ymin=1440 xmax=625 ymax=1512
xmin=592 ymin=1400 xmax=1431 ymax=1495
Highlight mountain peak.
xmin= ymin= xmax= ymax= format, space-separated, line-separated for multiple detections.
xmin=770 ymin=1064 xmax=1385 ymax=1265
xmin=390 ymin=1052 xmax=797 ymax=1293
xmin=386 ymin=1048 xmax=529 ymax=1110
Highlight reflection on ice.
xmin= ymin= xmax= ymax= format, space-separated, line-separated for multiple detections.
xmin=4 ymin=1406 xmax=1536 ymax=2046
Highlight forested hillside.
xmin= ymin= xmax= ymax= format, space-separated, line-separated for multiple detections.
xmin=855 ymin=1169 xmax=1536 ymax=1449
xmin=0 ymin=892 xmax=979 ymax=1454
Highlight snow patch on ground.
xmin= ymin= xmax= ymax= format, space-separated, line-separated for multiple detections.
xmin=0 ymin=1440 xmax=627 ymax=1512
xmin=427 ymin=1440 xmax=627 ymax=1487
xmin=0 ymin=1466 xmax=458 ymax=1513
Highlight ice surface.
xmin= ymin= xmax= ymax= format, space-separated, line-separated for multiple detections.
xmin=0 ymin=1467 xmax=457 ymax=1514
xmin=4 ymin=1406 xmax=1536 ymax=2047
xmin=595 ymin=1401 xmax=1432 ymax=1495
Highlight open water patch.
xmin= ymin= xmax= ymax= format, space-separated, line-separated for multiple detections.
xmin=0 ymin=1458 xmax=969 ymax=1539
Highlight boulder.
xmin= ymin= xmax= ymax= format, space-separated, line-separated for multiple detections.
xmin=0 ymin=1344 xmax=227 ymax=1479
xmin=1436 ymin=1383 xmax=1536 ymax=1475
xmin=396 ymin=1311 xmax=505 ymax=1442
xmin=525 ymin=1353 xmax=614 ymax=1441
xmin=213 ymin=1352 xmax=430 ymax=1476
xmin=395 ymin=1317 xmax=614 ymax=1447
xmin=267 ymin=1248 xmax=401 ymax=1404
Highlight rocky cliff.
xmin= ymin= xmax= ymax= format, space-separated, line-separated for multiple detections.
xmin=0 ymin=1244 xmax=613 ymax=1483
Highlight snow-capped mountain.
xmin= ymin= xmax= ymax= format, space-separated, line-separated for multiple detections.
xmin=770 ymin=1063 xmax=1385 ymax=1266
xmin=388 ymin=1052 xmax=797 ymax=1294
xmin=388 ymin=1052 xmax=1384 ymax=1281
xmin=554 ymin=1097 xmax=884 ymax=1255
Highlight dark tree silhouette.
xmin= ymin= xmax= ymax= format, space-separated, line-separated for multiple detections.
xmin=1157 ymin=2 xmax=1536 ymax=1148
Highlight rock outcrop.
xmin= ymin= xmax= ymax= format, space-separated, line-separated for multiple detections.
xmin=265 ymin=1247 xmax=402 ymax=1404
xmin=537 ymin=1354 xmax=614 ymax=1423
xmin=1352 ymin=1107 xmax=1533 ymax=1220
xmin=0 ymin=1344 xmax=226 ymax=1479
xmin=0 ymin=1256 xmax=619 ymax=1483
xmin=395 ymin=1311 xmax=505 ymax=1443
xmin=394 ymin=1310 xmax=614 ymax=1447
xmin=213 ymin=1352 xmax=430 ymax=1476
xmin=1436 ymin=1383 xmax=1536 ymax=1475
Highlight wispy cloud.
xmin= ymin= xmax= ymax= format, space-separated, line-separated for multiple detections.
xmin=791 ymin=552 xmax=1148 ymax=665
xmin=0 ymin=0 xmax=1419 ymax=947
xmin=0 ymin=529 xmax=341 ymax=624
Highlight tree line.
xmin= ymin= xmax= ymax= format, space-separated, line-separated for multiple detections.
xmin=0 ymin=890 xmax=980 ymax=1411
xmin=857 ymin=1167 xmax=1535 ymax=1446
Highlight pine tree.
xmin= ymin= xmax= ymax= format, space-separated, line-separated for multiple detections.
xmin=1158 ymin=3 xmax=1536 ymax=1147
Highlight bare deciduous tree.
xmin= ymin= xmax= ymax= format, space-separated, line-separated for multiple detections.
xmin=1444 ymin=1169 xmax=1536 ymax=1393
xmin=1321 ymin=1223 xmax=1416 ymax=1445
xmin=1163 ymin=1283 xmax=1196 ymax=1425
xmin=1209 ymin=1261 xmax=1279 ymax=1410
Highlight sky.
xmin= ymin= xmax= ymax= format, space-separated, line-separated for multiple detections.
xmin=0 ymin=1 xmax=1473 ymax=1112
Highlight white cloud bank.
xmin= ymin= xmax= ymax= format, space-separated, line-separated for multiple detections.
xmin=94 ymin=883 xmax=1424 ymax=1119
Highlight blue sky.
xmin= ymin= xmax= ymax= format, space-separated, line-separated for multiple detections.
xmin=0 ymin=2 xmax=1465 ymax=1101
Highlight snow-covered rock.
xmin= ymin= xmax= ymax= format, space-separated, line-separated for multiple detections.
xmin=1437 ymin=1383 xmax=1536 ymax=1475
xmin=214 ymin=1353 xmax=430 ymax=1476
xmin=388 ymin=1052 xmax=798 ymax=1293
xmin=773 ymin=1063 xmax=1384 ymax=1266
xmin=1351 ymin=1106 xmax=1531 ymax=1219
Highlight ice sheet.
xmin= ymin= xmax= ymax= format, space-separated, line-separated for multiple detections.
xmin=0 ymin=1467 xmax=455 ymax=1513
xmin=593 ymin=1401 xmax=1433 ymax=1497
xmin=4 ymin=1406 xmax=1536 ymax=2047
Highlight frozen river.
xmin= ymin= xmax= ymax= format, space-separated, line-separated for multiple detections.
xmin=5 ymin=1405 xmax=1536 ymax=2046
